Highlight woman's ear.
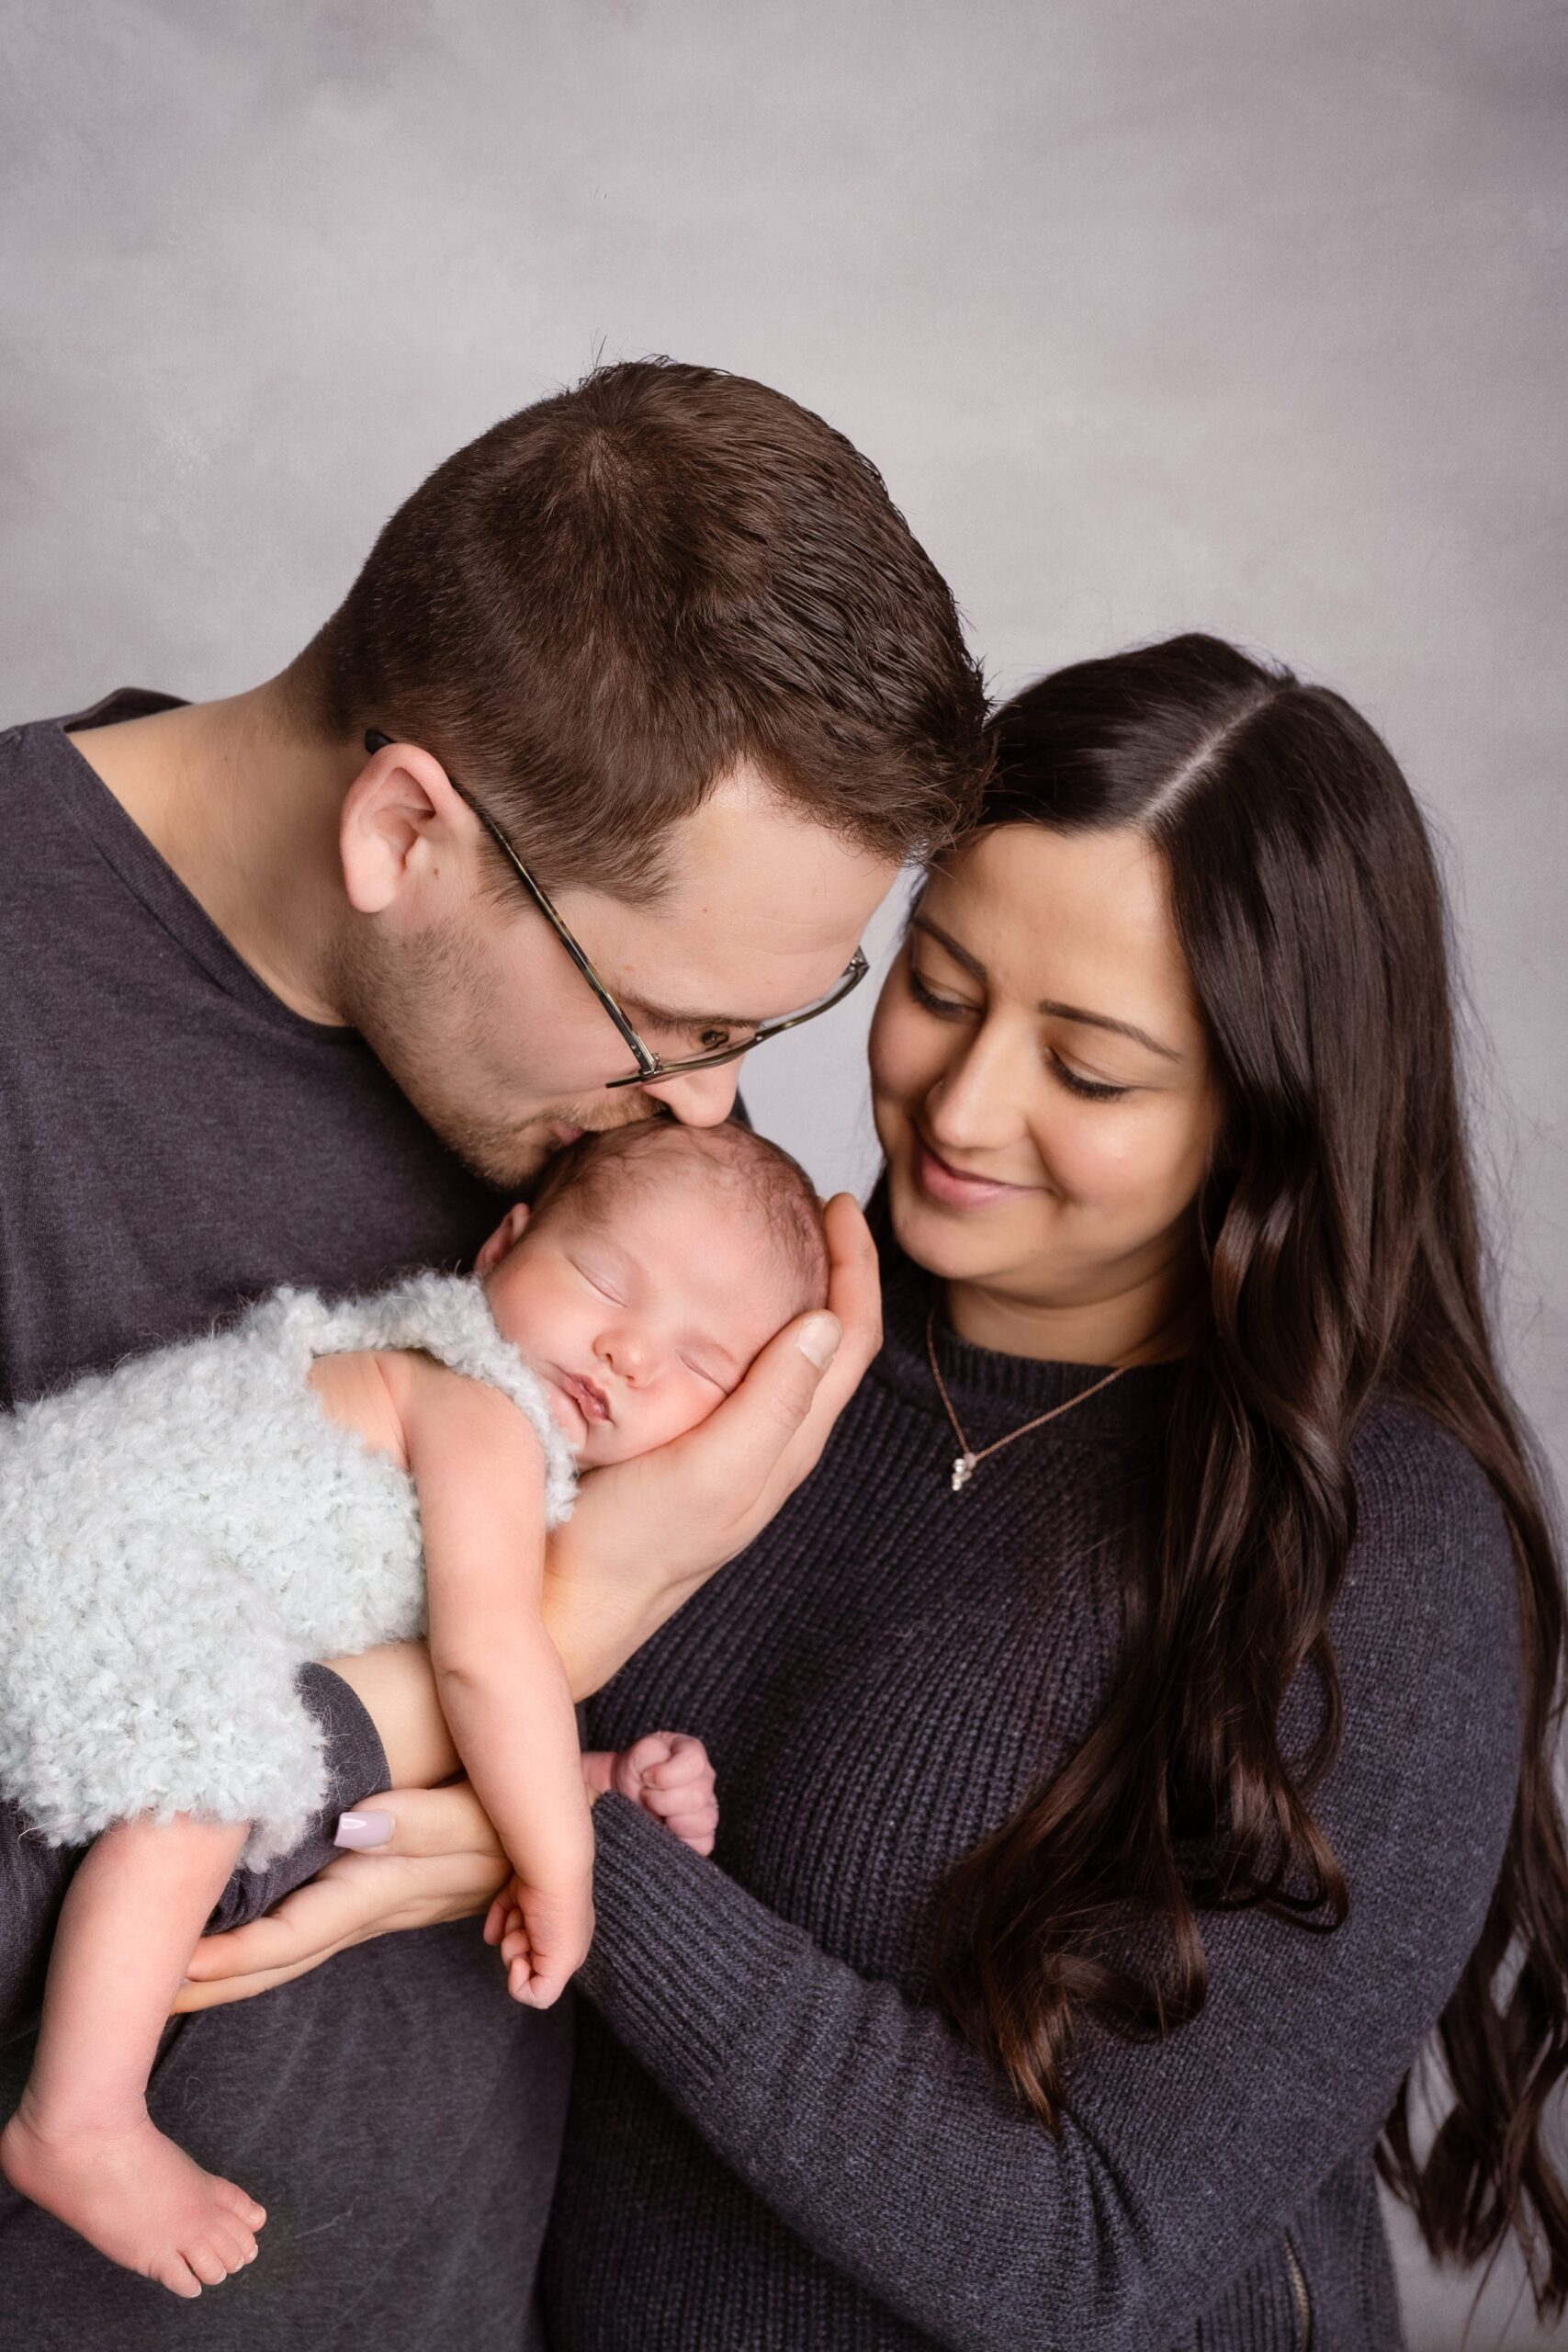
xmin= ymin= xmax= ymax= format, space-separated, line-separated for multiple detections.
xmin=475 ymin=1202 xmax=531 ymax=1275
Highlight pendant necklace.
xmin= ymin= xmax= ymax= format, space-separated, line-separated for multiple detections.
xmin=924 ymin=1306 xmax=1127 ymax=1493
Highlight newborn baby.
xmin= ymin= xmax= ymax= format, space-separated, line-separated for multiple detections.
xmin=0 ymin=1117 xmax=826 ymax=2299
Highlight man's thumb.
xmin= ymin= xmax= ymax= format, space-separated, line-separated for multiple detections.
xmin=795 ymin=1312 xmax=842 ymax=1372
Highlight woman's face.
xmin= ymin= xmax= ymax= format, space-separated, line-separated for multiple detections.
xmin=868 ymin=823 xmax=1222 ymax=1333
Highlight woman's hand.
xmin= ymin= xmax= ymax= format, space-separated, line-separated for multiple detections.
xmin=171 ymin=1783 xmax=505 ymax=2012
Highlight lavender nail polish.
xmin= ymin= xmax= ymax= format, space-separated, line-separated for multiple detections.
xmin=334 ymin=1809 xmax=393 ymax=1849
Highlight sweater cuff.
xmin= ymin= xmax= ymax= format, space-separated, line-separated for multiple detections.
xmin=577 ymin=1792 xmax=809 ymax=2097
xmin=204 ymin=1665 xmax=391 ymax=1932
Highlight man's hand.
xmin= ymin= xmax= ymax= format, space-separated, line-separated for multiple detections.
xmin=543 ymin=1190 xmax=878 ymax=1694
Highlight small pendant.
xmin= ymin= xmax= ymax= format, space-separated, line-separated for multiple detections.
xmin=951 ymin=1452 xmax=976 ymax=1493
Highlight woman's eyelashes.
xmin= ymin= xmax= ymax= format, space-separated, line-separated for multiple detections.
xmin=908 ymin=965 xmax=1132 ymax=1102
xmin=1050 ymin=1057 xmax=1131 ymax=1102
xmin=907 ymin=965 xmax=972 ymax=1021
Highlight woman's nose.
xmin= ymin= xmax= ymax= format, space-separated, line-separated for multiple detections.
xmin=923 ymin=1020 xmax=1032 ymax=1155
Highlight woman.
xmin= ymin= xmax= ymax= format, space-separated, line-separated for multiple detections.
xmin=185 ymin=635 xmax=1568 ymax=2347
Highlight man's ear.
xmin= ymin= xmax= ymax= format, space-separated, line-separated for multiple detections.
xmin=475 ymin=1201 xmax=531 ymax=1275
xmin=339 ymin=739 xmax=471 ymax=916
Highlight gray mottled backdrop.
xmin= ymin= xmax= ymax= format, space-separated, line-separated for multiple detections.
xmin=3 ymin=3 xmax=1565 ymax=2343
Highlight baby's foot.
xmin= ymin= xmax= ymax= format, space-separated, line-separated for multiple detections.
xmin=0 ymin=2102 xmax=265 ymax=2297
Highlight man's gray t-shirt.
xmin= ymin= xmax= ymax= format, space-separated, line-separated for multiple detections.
xmin=0 ymin=698 xmax=571 ymax=2348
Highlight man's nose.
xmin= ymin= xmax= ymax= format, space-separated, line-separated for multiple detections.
xmin=637 ymin=1058 xmax=741 ymax=1127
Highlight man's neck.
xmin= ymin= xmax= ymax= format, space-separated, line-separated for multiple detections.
xmin=69 ymin=683 xmax=356 ymax=1025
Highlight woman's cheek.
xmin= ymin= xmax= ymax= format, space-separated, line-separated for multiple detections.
xmin=868 ymin=989 xmax=942 ymax=1125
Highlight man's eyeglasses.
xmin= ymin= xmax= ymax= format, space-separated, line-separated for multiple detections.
xmin=364 ymin=731 xmax=869 ymax=1091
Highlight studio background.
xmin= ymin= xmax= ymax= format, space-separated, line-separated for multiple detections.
xmin=3 ymin=3 xmax=1564 ymax=2344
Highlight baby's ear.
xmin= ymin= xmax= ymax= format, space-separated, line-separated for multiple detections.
xmin=475 ymin=1201 xmax=531 ymax=1274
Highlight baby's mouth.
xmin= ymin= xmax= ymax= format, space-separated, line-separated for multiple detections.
xmin=554 ymin=1368 xmax=612 ymax=1426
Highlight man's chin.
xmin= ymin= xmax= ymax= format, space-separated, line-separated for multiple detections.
xmin=428 ymin=1102 xmax=657 ymax=1192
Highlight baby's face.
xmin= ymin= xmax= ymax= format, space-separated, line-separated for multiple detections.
xmin=481 ymin=1176 xmax=793 ymax=1467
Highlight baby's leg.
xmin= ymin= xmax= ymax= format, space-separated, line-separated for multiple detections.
xmin=0 ymin=1814 xmax=268 ymax=2298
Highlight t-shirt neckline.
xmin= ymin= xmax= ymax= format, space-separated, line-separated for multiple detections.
xmin=44 ymin=695 xmax=367 ymax=1053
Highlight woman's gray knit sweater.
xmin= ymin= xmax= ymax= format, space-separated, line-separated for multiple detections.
xmin=541 ymin=1229 xmax=1522 ymax=2351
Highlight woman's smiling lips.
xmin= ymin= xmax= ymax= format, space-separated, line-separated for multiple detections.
xmin=911 ymin=1134 xmax=1041 ymax=1211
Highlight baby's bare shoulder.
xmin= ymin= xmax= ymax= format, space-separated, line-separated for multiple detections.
xmin=389 ymin=1351 xmax=551 ymax=1484
xmin=307 ymin=1347 xmax=413 ymax=1469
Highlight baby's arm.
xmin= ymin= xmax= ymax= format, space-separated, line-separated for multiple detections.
xmin=394 ymin=1355 xmax=593 ymax=2007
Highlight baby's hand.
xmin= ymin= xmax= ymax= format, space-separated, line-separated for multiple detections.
xmin=483 ymin=1873 xmax=594 ymax=2008
xmin=582 ymin=1732 xmax=718 ymax=1857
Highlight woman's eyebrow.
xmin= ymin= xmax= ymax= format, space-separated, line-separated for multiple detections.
xmin=915 ymin=915 xmax=1179 ymax=1061
xmin=910 ymin=913 xmax=985 ymax=978
xmin=1038 ymin=1001 xmax=1181 ymax=1062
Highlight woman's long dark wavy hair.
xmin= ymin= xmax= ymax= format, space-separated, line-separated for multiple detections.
xmin=933 ymin=633 xmax=1568 ymax=2314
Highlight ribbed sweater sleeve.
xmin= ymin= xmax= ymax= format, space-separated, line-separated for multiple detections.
xmin=574 ymin=1415 xmax=1520 ymax=2352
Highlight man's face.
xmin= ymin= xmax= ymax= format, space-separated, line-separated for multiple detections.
xmin=333 ymin=759 xmax=897 ymax=1186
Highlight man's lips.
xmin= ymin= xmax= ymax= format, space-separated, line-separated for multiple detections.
xmin=911 ymin=1134 xmax=1042 ymax=1211
xmin=554 ymin=1368 xmax=612 ymax=1423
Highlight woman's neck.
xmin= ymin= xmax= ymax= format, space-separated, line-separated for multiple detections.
xmin=942 ymin=1255 xmax=1203 ymax=1368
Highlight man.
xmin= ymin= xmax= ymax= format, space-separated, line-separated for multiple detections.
xmin=0 ymin=358 xmax=987 ymax=2346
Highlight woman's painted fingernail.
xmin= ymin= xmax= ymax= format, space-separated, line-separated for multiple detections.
xmin=797 ymin=1313 xmax=841 ymax=1369
xmin=334 ymin=1810 xmax=393 ymax=1849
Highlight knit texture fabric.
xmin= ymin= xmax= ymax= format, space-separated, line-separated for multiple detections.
xmin=544 ymin=1229 xmax=1522 ymax=2351
xmin=0 ymin=1272 xmax=574 ymax=1866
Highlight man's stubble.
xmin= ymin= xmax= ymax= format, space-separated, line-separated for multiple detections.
xmin=330 ymin=914 xmax=660 ymax=1191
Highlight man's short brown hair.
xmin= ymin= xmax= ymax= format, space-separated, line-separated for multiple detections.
xmin=296 ymin=359 xmax=989 ymax=898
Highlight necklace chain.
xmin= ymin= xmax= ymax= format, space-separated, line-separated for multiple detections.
xmin=924 ymin=1306 xmax=1127 ymax=1492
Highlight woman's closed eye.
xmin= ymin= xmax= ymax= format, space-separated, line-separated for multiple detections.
xmin=908 ymin=965 xmax=976 ymax=1020
xmin=911 ymin=964 xmax=1132 ymax=1101
xmin=1050 ymin=1056 xmax=1132 ymax=1102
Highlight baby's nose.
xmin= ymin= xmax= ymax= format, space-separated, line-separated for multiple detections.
xmin=598 ymin=1328 xmax=654 ymax=1385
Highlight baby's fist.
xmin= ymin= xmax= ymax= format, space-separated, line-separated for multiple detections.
xmin=582 ymin=1731 xmax=717 ymax=1856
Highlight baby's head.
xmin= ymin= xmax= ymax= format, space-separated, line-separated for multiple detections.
xmin=475 ymin=1118 xmax=829 ymax=1466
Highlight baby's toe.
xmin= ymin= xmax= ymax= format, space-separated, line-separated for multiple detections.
xmin=186 ymin=2238 xmax=233 ymax=2289
xmin=151 ymin=2249 xmax=203 ymax=2299
xmin=215 ymin=2177 xmax=266 ymax=2230
xmin=209 ymin=2212 xmax=258 ymax=2270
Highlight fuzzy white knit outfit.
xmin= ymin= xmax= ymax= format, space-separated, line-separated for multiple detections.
xmin=0 ymin=1273 xmax=576 ymax=1867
